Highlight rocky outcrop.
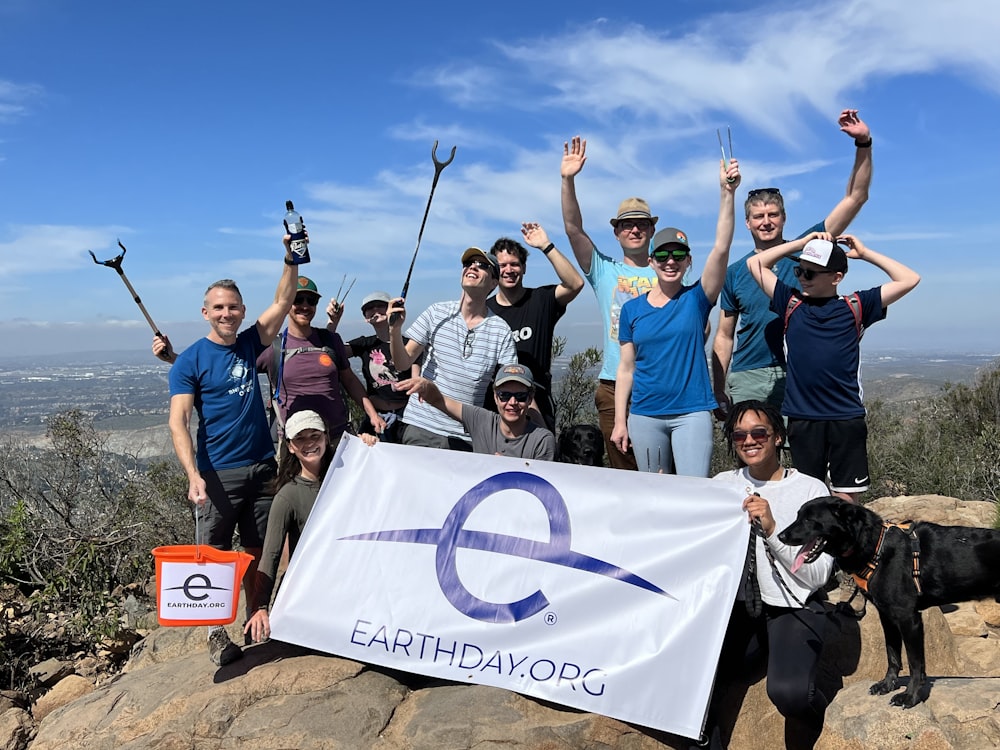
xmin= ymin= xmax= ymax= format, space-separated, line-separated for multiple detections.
xmin=12 ymin=494 xmax=1000 ymax=750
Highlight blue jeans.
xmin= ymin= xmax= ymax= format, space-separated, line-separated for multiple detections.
xmin=626 ymin=411 xmax=714 ymax=477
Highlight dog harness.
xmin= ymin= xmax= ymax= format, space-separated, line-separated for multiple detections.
xmin=850 ymin=521 xmax=923 ymax=595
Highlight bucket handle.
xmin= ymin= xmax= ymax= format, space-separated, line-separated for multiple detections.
xmin=194 ymin=511 xmax=203 ymax=562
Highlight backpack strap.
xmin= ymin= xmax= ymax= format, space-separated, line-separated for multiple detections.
xmin=783 ymin=292 xmax=864 ymax=340
xmin=783 ymin=295 xmax=804 ymax=336
xmin=843 ymin=292 xmax=863 ymax=339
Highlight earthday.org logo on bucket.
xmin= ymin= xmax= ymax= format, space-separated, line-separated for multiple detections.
xmin=152 ymin=545 xmax=253 ymax=627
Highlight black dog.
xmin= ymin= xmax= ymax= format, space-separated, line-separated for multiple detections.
xmin=779 ymin=496 xmax=1000 ymax=708
xmin=557 ymin=424 xmax=605 ymax=466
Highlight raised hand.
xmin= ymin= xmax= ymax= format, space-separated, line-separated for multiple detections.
xmin=838 ymin=109 xmax=870 ymax=142
xmin=561 ymin=136 xmax=587 ymax=178
xmin=721 ymin=158 xmax=741 ymax=192
xmin=521 ymin=222 xmax=551 ymax=249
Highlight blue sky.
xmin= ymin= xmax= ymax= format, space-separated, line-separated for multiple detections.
xmin=2 ymin=0 xmax=999 ymax=358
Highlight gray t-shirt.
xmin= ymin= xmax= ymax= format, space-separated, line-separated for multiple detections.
xmin=460 ymin=403 xmax=555 ymax=460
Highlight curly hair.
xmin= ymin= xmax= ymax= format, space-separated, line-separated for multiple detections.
xmin=722 ymin=399 xmax=786 ymax=467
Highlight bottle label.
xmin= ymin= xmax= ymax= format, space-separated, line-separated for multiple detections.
xmin=289 ymin=238 xmax=310 ymax=264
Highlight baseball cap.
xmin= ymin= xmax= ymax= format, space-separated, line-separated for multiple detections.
xmin=610 ymin=197 xmax=659 ymax=227
xmin=494 ymin=363 xmax=535 ymax=389
xmin=360 ymin=291 xmax=391 ymax=311
xmin=461 ymin=247 xmax=500 ymax=277
xmin=296 ymin=277 xmax=321 ymax=298
xmin=651 ymin=227 xmax=690 ymax=253
xmin=284 ymin=409 xmax=326 ymax=440
xmin=799 ymin=239 xmax=848 ymax=273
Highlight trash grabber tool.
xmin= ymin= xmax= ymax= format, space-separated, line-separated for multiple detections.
xmin=390 ymin=140 xmax=456 ymax=325
xmin=717 ymin=127 xmax=736 ymax=183
xmin=89 ymin=240 xmax=170 ymax=360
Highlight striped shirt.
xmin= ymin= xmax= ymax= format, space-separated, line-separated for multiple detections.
xmin=403 ymin=300 xmax=517 ymax=441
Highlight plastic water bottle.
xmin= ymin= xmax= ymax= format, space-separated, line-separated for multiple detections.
xmin=283 ymin=200 xmax=311 ymax=265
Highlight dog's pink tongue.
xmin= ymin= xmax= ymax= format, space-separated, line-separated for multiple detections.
xmin=791 ymin=546 xmax=811 ymax=575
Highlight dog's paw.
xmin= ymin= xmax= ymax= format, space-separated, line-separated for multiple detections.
xmin=889 ymin=690 xmax=925 ymax=709
xmin=869 ymin=678 xmax=897 ymax=696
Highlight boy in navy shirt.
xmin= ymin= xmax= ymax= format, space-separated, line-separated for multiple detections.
xmin=747 ymin=233 xmax=920 ymax=501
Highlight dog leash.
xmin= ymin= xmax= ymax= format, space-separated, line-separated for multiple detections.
xmin=747 ymin=488 xmax=808 ymax=610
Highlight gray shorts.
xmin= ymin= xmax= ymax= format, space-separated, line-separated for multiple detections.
xmin=727 ymin=366 xmax=787 ymax=409
xmin=197 ymin=459 xmax=277 ymax=550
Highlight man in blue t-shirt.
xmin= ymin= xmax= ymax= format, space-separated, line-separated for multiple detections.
xmin=560 ymin=135 xmax=657 ymax=470
xmin=711 ymin=109 xmax=874 ymax=415
xmin=165 ymin=236 xmax=297 ymax=666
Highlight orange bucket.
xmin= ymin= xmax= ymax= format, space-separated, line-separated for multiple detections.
xmin=152 ymin=545 xmax=253 ymax=627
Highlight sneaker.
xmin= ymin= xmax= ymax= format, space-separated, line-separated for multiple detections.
xmin=208 ymin=627 xmax=243 ymax=666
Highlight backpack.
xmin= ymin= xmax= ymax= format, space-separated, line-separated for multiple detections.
xmin=266 ymin=327 xmax=347 ymax=431
xmin=783 ymin=292 xmax=864 ymax=340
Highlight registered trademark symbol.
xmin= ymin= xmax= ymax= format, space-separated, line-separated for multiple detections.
xmin=544 ymin=611 xmax=557 ymax=625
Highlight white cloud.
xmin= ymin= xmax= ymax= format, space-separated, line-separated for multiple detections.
xmin=419 ymin=0 xmax=1000 ymax=146
xmin=0 ymin=225 xmax=128 ymax=276
xmin=0 ymin=79 xmax=43 ymax=123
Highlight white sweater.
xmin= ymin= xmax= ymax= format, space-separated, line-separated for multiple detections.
xmin=713 ymin=467 xmax=835 ymax=607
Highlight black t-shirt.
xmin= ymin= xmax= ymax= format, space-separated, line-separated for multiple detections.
xmin=346 ymin=334 xmax=409 ymax=410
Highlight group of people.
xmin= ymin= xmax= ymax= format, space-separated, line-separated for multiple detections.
xmin=153 ymin=108 xmax=920 ymax=749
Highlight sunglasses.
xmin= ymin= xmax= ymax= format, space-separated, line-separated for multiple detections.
xmin=651 ymin=248 xmax=690 ymax=262
xmin=463 ymin=258 xmax=493 ymax=273
xmin=495 ymin=390 xmax=531 ymax=403
xmin=616 ymin=219 xmax=653 ymax=232
xmin=793 ymin=266 xmax=835 ymax=281
xmin=747 ymin=187 xmax=781 ymax=199
xmin=293 ymin=294 xmax=319 ymax=306
xmin=732 ymin=427 xmax=772 ymax=444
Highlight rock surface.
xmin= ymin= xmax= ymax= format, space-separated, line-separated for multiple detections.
xmin=10 ymin=494 xmax=1000 ymax=750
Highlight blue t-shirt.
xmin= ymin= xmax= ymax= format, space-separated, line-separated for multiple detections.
xmin=772 ymin=280 xmax=887 ymax=420
xmin=584 ymin=244 xmax=657 ymax=381
xmin=618 ymin=283 xmax=715 ymax=416
xmin=169 ymin=327 xmax=274 ymax=471
xmin=719 ymin=221 xmax=824 ymax=372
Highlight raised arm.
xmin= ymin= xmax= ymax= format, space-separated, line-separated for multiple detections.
xmin=255 ymin=235 xmax=298 ymax=343
xmin=560 ymin=136 xmax=596 ymax=275
xmin=747 ymin=231 xmax=831 ymax=298
xmin=701 ymin=159 xmax=741 ymax=303
xmin=824 ymin=109 xmax=872 ymax=235
xmin=387 ymin=297 xmax=424 ymax=370
xmin=838 ymin=234 xmax=921 ymax=306
xmin=520 ymin=222 xmax=584 ymax=305
xmin=395 ymin=376 xmax=463 ymax=422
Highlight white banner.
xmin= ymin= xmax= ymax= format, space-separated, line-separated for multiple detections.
xmin=270 ymin=435 xmax=748 ymax=738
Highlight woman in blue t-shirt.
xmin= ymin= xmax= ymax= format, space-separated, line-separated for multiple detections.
xmin=611 ymin=159 xmax=741 ymax=476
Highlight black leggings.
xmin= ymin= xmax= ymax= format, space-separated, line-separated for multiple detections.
xmin=697 ymin=600 xmax=830 ymax=749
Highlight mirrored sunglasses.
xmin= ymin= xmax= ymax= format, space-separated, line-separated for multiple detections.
xmin=651 ymin=248 xmax=690 ymax=262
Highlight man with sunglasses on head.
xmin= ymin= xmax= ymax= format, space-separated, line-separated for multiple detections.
xmin=561 ymin=135 xmax=657 ymax=470
xmin=712 ymin=110 xmax=873 ymax=417
xmin=396 ymin=364 xmax=555 ymax=460
xmin=257 ymin=276 xmax=384 ymax=453
xmin=387 ymin=247 xmax=518 ymax=451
